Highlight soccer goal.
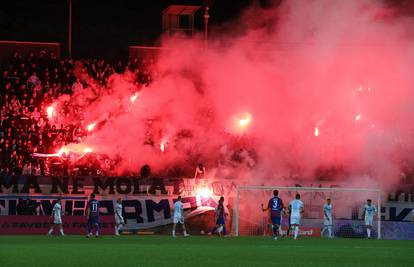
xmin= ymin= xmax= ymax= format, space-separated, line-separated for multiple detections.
xmin=234 ymin=186 xmax=382 ymax=239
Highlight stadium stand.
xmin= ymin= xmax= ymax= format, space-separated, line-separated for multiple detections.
xmin=0 ymin=50 xmax=152 ymax=176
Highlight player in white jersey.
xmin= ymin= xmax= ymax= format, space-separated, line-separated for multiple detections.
xmin=114 ymin=198 xmax=124 ymax=236
xmin=172 ymin=196 xmax=189 ymax=237
xmin=363 ymin=199 xmax=377 ymax=239
xmin=47 ymin=198 xmax=65 ymax=236
xmin=321 ymin=198 xmax=333 ymax=238
xmin=289 ymin=194 xmax=304 ymax=240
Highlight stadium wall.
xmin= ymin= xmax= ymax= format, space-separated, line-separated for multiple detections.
xmin=0 ymin=40 xmax=60 ymax=65
xmin=129 ymin=46 xmax=166 ymax=59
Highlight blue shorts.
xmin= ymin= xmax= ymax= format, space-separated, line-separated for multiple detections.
xmin=271 ymin=216 xmax=281 ymax=226
xmin=216 ymin=216 xmax=225 ymax=225
xmin=88 ymin=216 xmax=99 ymax=225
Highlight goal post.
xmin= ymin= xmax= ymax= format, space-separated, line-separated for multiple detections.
xmin=234 ymin=186 xmax=381 ymax=239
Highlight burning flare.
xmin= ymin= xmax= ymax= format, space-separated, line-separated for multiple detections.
xmin=130 ymin=92 xmax=139 ymax=103
xmin=160 ymin=141 xmax=167 ymax=153
xmin=87 ymin=122 xmax=96 ymax=132
xmin=237 ymin=112 xmax=252 ymax=129
xmin=314 ymin=127 xmax=319 ymax=137
xmin=196 ymin=187 xmax=213 ymax=198
xmin=47 ymin=106 xmax=55 ymax=119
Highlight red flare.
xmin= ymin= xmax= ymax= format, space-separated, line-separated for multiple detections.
xmin=47 ymin=106 xmax=55 ymax=119
xmin=314 ymin=127 xmax=319 ymax=137
xmin=87 ymin=123 xmax=96 ymax=132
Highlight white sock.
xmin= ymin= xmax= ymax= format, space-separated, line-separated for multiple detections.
xmin=328 ymin=227 xmax=332 ymax=237
xmin=48 ymin=228 xmax=53 ymax=234
xmin=172 ymin=230 xmax=175 ymax=236
xmin=367 ymin=228 xmax=371 ymax=238
xmin=60 ymin=229 xmax=64 ymax=236
xmin=115 ymin=226 xmax=118 ymax=234
xmin=184 ymin=230 xmax=187 ymax=236
xmin=294 ymin=226 xmax=299 ymax=239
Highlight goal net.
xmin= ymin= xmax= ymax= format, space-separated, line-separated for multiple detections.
xmin=234 ymin=186 xmax=382 ymax=239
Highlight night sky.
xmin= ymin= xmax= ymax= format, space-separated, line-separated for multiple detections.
xmin=0 ymin=0 xmax=263 ymax=60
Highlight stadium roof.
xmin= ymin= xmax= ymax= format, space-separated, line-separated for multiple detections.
xmin=162 ymin=5 xmax=201 ymax=15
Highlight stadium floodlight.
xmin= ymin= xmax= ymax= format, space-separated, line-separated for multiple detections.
xmin=204 ymin=5 xmax=210 ymax=48
xmin=234 ymin=185 xmax=382 ymax=239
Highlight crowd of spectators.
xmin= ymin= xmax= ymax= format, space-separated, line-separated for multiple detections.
xmin=0 ymin=50 xmax=152 ymax=176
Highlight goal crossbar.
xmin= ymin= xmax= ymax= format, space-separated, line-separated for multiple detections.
xmin=235 ymin=186 xmax=382 ymax=239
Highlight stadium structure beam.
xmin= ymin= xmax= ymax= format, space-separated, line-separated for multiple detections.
xmin=68 ymin=0 xmax=72 ymax=58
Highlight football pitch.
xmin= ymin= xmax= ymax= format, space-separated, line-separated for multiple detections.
xmin=0 ymin=235 xmax=413 ymax=267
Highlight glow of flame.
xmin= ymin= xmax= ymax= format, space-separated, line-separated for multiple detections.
xmin=355 ymin=114 xmax=361 ymax=121
xmin=130 ymin=92 xmax=139 ymax=103
xmin=47 ymin=106 xmax=55 ymax=119
xmin=371 ymin=124 xmax=375 ymax=128
xmin=358 ymin=86 xmax=363 ymax=91
xmin=314 ymin=127 xmax=319 ymax=137
xmin=57 ymin=147 xmax=67 ymax=156
xmin=56 ymin=146 xmax=92 ymax=157
xmin=237 ymin=113 xmax=252 ymax=129
xmin=87 ymin=123 xmax=96 ymax=132
xmin=196 ymin=187 xmax=212 ymax=198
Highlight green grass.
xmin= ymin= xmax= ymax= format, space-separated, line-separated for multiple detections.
xmin=0 ymin=235 xmax=413 ymax=267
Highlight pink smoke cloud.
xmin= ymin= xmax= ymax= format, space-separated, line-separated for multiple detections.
xmin=50 ymin=0 xmax=414 ymax=190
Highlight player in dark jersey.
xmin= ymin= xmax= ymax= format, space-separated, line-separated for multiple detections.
xmin=86 ymin=193 xmax=100 ymax=238
xmin=267 ymin=190 xmax=284 ymax=240
xmin=208 ymin=196 xmax=227 ymax=236
xmin=216 ymin=197 xmax=226 ymax=236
